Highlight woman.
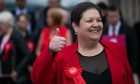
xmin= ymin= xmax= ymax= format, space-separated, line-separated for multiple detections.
xmin=0 ymin=11 xmax=30 ymax=84
xmin=36 ymin=8 xmax=72 ymax=56
xmin=16 ymin=13 xmax=34 ymax=53
xmin=16 ymin=13 xmax=35 ymax=84
xmin=31 ymin=2 xmax=134 ymax=84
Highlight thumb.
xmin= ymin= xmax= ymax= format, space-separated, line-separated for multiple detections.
xmin=56 ymin=28 xmax=60 ymax=36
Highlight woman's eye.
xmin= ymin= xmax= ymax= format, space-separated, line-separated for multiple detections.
xmin=97 ymin=19 xmax=102 ymax=22
xmin=86 ymin=20 xmax=92 ymax=22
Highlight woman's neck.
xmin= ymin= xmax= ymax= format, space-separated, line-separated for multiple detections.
xmin=50 ymin=25 xmax=60 ymax=29
xmin=78 ymin=39 xmax=104 ymax=57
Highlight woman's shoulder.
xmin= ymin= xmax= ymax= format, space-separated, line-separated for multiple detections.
xmin=101 ymin=40 xmax=127 ymax=60
xmin=101 ymin=40 xmax=125 ymax=50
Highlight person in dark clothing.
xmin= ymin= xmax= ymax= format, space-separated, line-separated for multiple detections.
xmin=0 ymin=11 xmax=30 ymax=84
xmin=102 ymin=5 xmax=138 ymax=74
xmin=16 ymin=13 xmax=35 ymax=84
xmin=11 ymin=0 xmax=35 ymax=32
xmin=133 ymin=20 xmax=140 ymax=77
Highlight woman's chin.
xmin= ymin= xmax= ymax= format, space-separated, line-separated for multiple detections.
xmin=89 ymin=37 xmax=100 ymax=41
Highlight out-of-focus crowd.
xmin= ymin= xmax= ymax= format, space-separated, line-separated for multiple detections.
xmin=0 ymin=0 xmax=140 ymax=84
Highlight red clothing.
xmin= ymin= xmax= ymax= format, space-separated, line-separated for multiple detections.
xmin=31 ymin=40 xmax=134 ymax=84
xmin=41 ymin=26 xmax=68 ymax=49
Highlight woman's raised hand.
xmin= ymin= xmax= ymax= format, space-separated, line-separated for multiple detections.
xmin=49 ymin=28 xmax=66 ymax=52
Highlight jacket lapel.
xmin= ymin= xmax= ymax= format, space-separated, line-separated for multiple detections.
xmin=102 ymin=40 xmax=125 ymax=84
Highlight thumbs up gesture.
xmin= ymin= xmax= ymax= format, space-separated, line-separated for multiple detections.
xmin=49 ymin=28 xmax=66 ymax=52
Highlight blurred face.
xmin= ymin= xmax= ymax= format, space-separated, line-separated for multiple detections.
xmin=106 ymin=11 xmax=120 ymax=25
xmin=16 ymin=0 xmax=26 ymax=9
xmin=18 ymin=15 xmax=28 ymax=31
xmin=48 ymin=0 xmax=60 ymax=7
xmin=0 ymin=21 xmax=9 ymax=34
xmin=47 ymin=11 xmax=53 ymax=26
xmin=73 ymin=8 xmax=103 ymax=41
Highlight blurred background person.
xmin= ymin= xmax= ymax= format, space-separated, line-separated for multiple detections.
xmin=34 ymin=0 xmax=70 ymax=46
xmin=133 ymin=20 xmax=140 ymax=78
xmin=102 ymin=5 xmax=138 ymax=77
xmin=33 ymin=0 xmax=69 ymax=55
xmin=15 ymin=13 xmax=35 ymax=84
xmin=36 ymin=0 xmax=66 ymax=30
xmin=16 ymin=14 xmax=33 ymax=41
xmin=0 ymin=10 xmax=15 ymax=84
xmin=11 ymin=0 xmax=35 ymax=32
xmin=0 ymin=11 xmax=30 ymax=84
xmin=36 ymin=8 xmax=72 ymax=56
xmin=16 ymin=13 xmax=35 ymax=52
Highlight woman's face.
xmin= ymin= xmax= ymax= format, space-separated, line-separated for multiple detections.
xmin=74 ymin=8 xmax=103 ymax=41
xmin=47 ymin=11 xmax=53 ymax=26
xmin=0 ymin=21 xmax=9 ymax=34
xmin=18 ymin=15 xmax=28 ymax=30
xmin=106 ymin=11 xmax=120 ymax=25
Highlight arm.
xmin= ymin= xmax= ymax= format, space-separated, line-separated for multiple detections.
xmin=32 ymin=28 xmax=66 ymax=84
xmin=31 ymin=46 xmax=57 ymax=84
xmin=35 ymin=31 xmax=43 ymax=56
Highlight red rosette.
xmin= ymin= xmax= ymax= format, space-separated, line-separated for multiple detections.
xmin=2 ymin=42 xmax=12 ymax=61
xmin=64 ymin=63 xmax=86 ymax=84
xmin=27 ymin=41 xmax=34 ymax=52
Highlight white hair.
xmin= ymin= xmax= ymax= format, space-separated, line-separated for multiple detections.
xmin=0 ymin=11 xmax=14 ymax=26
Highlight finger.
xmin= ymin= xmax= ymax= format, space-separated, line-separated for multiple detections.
xmin=58 ymin=41 xmax=66 ymax=45
xmin=57 ymin=46 xmax=64 ymax=51
xmin=58 ymin=45 xmax=64 ymax=49
xmin=56 ymin=28 xmax=60 ymax=36
xmin=59 ymin=37 xmax=66 ymax=42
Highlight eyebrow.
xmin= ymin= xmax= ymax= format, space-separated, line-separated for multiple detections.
xmin=84 ymin=17 xmax=102 ymax=20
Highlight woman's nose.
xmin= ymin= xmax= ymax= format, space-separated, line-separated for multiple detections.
xmin=92 ymin=20 xmax=99 ymax=27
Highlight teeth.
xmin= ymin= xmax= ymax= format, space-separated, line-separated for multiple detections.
xmin=88 ymin=28 xmax=100 ymax=33
xmin=92 ymin=30 xmax=98 ymax=33
xmin=89 ymin=30 xmax=99 ymax=32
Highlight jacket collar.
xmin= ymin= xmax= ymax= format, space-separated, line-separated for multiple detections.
xmin=72 ymin=40 xmax=110 ymax=55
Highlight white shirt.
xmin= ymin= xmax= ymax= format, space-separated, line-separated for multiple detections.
xmin=15 ymin=7 xmax=27 ymax=16
xmin=108 ymin=21 xmax=121 ymax=36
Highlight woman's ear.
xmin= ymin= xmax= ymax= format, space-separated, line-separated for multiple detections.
xmin=72 ymin=22 xmax=79 ymax=33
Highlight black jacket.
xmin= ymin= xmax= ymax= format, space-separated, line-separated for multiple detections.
xmin=103 ymin=22 xmax=139 ymax=73
xmin=0 ymin=30 xmax=30 ymax=74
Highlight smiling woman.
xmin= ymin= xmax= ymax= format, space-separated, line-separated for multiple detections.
xmin=31 ymin=2 xmax=134 ymax=84
xmin=72 ymin=8 xmax=103 ymax=42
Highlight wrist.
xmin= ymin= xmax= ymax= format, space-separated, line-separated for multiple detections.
xmin=48 ymin=47 xmax=57 ymax=57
